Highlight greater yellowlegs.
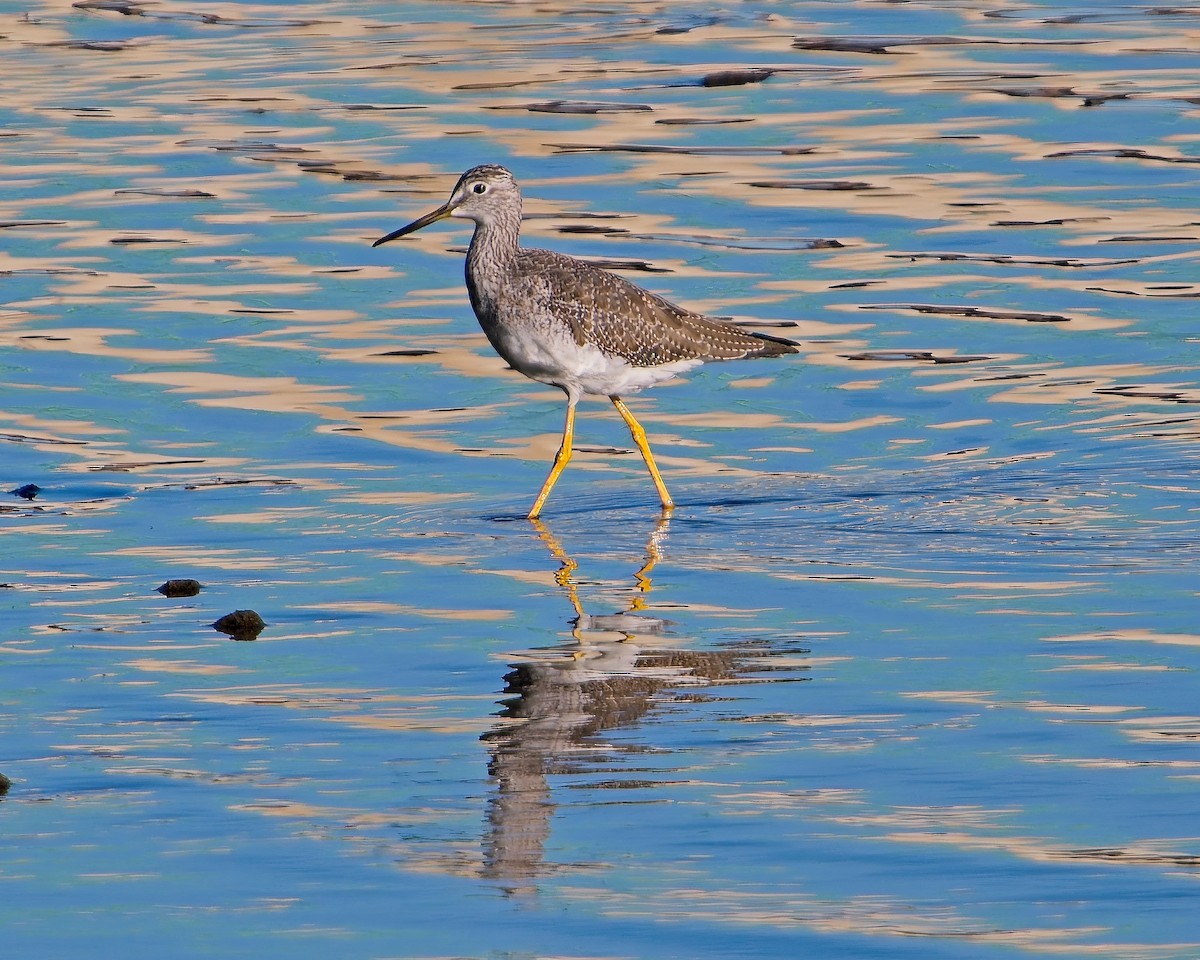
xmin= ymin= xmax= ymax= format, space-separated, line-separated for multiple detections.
xmin=373 ymin=164 xmax=797 ymax=518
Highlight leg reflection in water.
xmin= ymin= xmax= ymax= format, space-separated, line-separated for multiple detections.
xmin=480 ymin=517 xmax=805 ymax=895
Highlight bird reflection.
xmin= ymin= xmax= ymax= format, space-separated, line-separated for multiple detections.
xmin=536 ymin=515 xmax=670 ymax=640
xmin=480 ymin=518 xmax=783 ymax=895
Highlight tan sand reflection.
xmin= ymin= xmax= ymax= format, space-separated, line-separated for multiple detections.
xmin=123 ymin=658 xmax=240 ymax=676
xmin=1045 ymin=629 xmax=1200 ymax=648
xmin=561 ymin=882 xmax=1120 ymax=949
xmin=2 ymin=323 xmax=212 ymax=366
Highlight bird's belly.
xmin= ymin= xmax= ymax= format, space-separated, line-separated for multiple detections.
xmin=487 ymin=322 xmax=701 ymax=399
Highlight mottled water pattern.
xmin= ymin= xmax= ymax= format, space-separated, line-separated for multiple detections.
xmin=3 ymin=1 xmax=1200 ymax=958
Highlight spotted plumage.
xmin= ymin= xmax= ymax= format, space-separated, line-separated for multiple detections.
xmin=373 ymin=163 xmax=797 ymax=517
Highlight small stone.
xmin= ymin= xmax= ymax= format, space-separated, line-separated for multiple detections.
xmin=157 ymin=579 xmax=203 ymax=598
xmin=9 ymin=484 xmax=40 ymax=500
xmin=0 ymin=772 xmax=11 ymax=795
xmin=212 ymin=609 xmax=266 ymax=641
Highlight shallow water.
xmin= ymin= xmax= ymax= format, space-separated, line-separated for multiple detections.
xmin=3 ymin=2 xmax=1199 ymax=958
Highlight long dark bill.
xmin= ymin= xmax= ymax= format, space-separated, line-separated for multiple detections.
xmin=372 ymin=201 xmax=454 ymax=248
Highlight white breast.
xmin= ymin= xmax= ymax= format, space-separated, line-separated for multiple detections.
xmin=489 ymin=320 xmax=702 ymax=402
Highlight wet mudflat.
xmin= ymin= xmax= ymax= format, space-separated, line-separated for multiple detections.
xmin=3 ymin=2 xmax=1199 ymax=958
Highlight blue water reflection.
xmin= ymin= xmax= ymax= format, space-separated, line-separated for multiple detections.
xmin=4 ymin=1 xmax=1200 ymax=958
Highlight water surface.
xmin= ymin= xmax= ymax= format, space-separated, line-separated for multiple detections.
xmin=3 ymin=2 xmax=1199 ymax=958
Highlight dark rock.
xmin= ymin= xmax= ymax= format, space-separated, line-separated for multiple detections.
xmin=213 ymin=609 xmax=266 ymax=641
xmin=157 ymin=579 xmax=202 ymax=598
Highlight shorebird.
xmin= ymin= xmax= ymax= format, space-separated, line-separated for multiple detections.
xmin=372 ymin=164 xmax=797 ymax=518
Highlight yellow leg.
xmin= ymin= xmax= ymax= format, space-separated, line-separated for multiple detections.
xmin=528 ymin=402 xmax=576 ymax=519
xmin=611 ymin=396 xmax=674 ymax=512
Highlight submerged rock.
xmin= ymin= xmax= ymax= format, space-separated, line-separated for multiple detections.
xmin=212 ymin=609 xmax=266 ymax=641
xmin=157 ymin=579 xmax=203 ymax=598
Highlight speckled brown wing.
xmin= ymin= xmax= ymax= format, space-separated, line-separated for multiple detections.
xmin=513 ymin=249 xmax=797 ymax=367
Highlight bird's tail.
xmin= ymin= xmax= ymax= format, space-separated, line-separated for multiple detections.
xmin=745 ymin=329 xmax=801 ymax=356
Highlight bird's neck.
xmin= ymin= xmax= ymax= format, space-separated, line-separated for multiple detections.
xmin=465 ymin=213 xmax=521 ymax=313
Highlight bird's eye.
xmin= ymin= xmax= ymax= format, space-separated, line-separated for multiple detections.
xmin=472 ymin=182 xmax=488 ymax=194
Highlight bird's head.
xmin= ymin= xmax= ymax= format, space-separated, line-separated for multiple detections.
xmin=372 ymin=164 xmax=520 ymax=247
